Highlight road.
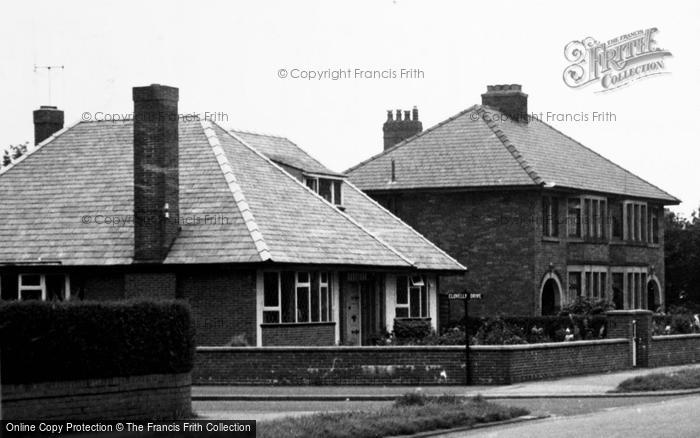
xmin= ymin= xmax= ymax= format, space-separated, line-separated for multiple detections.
xmin=442 ymin=394 xmax=700 ymax=438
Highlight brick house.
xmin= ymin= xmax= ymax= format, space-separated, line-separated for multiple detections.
xmin=0 ymin=84 xmax=464 ymax=346
xmin=347 ymin=84 xmax=680 ymax=319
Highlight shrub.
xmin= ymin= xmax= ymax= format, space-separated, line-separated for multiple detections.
xmin=560 ymin=296 xmax=616 ymax=316
xmin=393 ymin=318 xmax=432 ymax=339
xmin=0 ymin=300 xmax=195 ymax=385
xmin=652 ymin=314 xmax=700 ymax=335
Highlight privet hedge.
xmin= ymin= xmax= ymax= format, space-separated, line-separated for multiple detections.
xmin=0 ymin=300 xmax=195 ymax=384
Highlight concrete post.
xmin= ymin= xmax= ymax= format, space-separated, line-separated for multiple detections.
xmin=606 ymin=310 xmax=653 ymax=367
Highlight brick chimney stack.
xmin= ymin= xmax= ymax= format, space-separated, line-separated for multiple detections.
xmin=383 ymin=106 xmax=422 ymax=150
xmin=481 ymin=84 xmax=528 ymax=122
xmin=33 ymin=105 xmax=64 ymax=145
xmin=132 ymin=84 xmax=180 ymax=262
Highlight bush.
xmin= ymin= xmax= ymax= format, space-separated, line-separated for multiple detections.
xmin=0 ymin=300 xmax=195 ymax=384
xmin=393 ymin=318 xmax=432 ymax=339
xmin=559 ymin=296 xmax=616 ymax=316
xmin=652 ymin=314 xmax=700 ymax=335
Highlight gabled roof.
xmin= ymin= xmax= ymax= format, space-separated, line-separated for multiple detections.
xmin=0 ymin=118 xmax=464 ymax=272
xmin=346 ymin=105 xmax=679 ymax=204
xmin=233 ymin=130 xmax=343 ymax=177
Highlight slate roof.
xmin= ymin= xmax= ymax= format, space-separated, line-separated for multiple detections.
xmin=346 ymin=105 xmax=679 ymax=204
xmin=0 ymin=119 xmax=464 ymax=271
xmin=239 ymin=131 xmax=464 ymax=271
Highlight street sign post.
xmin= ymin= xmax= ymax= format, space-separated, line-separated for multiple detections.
xmin=448 ymin=291 xmax=483 ymax=384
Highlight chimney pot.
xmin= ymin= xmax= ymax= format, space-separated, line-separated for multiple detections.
xmin=481 ymin=84 xmax=528 ymax=122
xmin=382 ymin=106 xmax=423 ymax=150
xmin=33 ymin=105 xmax=64 ymax=145
xmin=132 ymin=83 xmax=180 ymax=262
xmin=386 ymin=110 xmax=393 ymax=121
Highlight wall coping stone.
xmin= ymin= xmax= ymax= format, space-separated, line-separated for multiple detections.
xmin=652 ymin=334 xmax=700 ymax=341
xmin=198 ymin=339 xmax=627 ymax=353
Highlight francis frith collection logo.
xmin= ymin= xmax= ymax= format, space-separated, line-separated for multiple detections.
xmin=563 ymin=28 xmax=672 ymax=92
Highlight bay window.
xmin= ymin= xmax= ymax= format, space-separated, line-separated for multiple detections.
xmin=263 ymin=271 xmax=333 ymax=324
xmin=396 ymin=275 xmax=428 ymax=318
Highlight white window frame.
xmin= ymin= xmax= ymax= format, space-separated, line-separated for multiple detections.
xmin=261 ymin=271 xmax=333 ymax=324
xmin=302 ymin=174 xmax=343 ymax=206
xmin=611 ymin=266 xmax=648 ymax=309
xmin=395 ymin=275 xmax=429 ymax=319
xmin=572 ymin=195 xmax=607 ymax=240
xmin=18 ymin=273 xmax=70 ymax=301
xmin=567 ymin=265 xmax=607 ymax=300
xmin=542 ymin=195 xmax=559 ymax=237
xmin=622 ymin=200 xmax=648 ymax=242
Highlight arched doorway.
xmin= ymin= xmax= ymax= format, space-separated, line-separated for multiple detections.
xmin=540 ymin=273 xmax=563 ymax=315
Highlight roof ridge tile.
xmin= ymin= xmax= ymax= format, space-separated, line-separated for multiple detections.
xmin=478 ymin=105 xmax=543 ymax=185
xmin=222 ymin=123 xmax=415 ymax=267
xmin=200 ymin=120 xmax=272 ymax=262
xmin=529 ymin=117 xmax=680 ymax=203
xmin=344 ymin=179 xmax=467 ymax=271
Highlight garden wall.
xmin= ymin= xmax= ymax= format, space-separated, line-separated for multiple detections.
xmin=195 ymin=339 xmax=631 ymax=385
xmin=649 ymin=334 xmax=700 ymax=367
xmin=2 ymin=373 xmax=191 ymax=420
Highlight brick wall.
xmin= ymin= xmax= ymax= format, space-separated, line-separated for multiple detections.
xmin=649 ymin=334 xmax=700 ymax=367
xmin=125 ymin=272 xmax=177 ymax=299
xmin=374 ymin=190 xmax=539 ymax=317
xmin=194 ymin=340 xmax=631 ymax=386
xmin=2 ymin=373 xmax=191 ymax=420
xmin=178 ymin=269 xmax=256 ymax=346
xmin=261 ymin=323 xmax=336 ymax=346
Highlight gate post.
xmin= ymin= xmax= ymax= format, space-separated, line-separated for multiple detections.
xmin=606 ymin=310 xmax=653 ymax=368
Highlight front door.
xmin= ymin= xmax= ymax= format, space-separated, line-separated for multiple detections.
xmin=344 ymin=283 xmax=361 ymax=345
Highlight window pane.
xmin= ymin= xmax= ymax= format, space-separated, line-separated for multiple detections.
xmin=305 ymin=178 xmax=317 ymax=192
xmin=327 ymin=280 xmax=333 ymax=321
xmin=584 ymin=198 xmax=592 ymax=237
xmin=297 ymin=272 xmax=310 ymax=284
xmin=420 ymin=287 xmax=428 ymax=318
xmin=626 ymin=204 xmax=633 ymax=240
xmin=21 ymin=274 xmax=41 ymax=286
xmin=585 ymin=272 xmax=592 ymax=297
xmin=627 ymin=273 xmax=634 ymax=307
xmin=551 ymin=198 xmax=559 ymax=236
xmin=410 ymin=287 xmax=420 ymax=317
xmin=263 ymin=311 xmax=279 ymax=323
xmin=592 ymin=200 xmax=599 ymax=237
xmin=310 ymin=285 xmax=320 ymax=322
xmin=321 ymin=286 xmax=328 ymax=322
xmin=396 ymin=307 xmax=409 ymax=318
xmin=542 ymin=196 xmax=550 ymax=236
xmin=45 ymin=274 xmax=66 ymax=301
xmin=263 ymin=272 xmax=279 ymax=307
xmin=612 ymin=273 xmax=624 ymax=309
xmin=611 ymin=202 xmax=622 ymax=238
xmin=634 ymin=204 xmax=640 ymax=240
xmin=396 ymin=276 xmax=408 ymax=304
xmin=320 ymin=272 xmax=328 ymax=284
xmin=318 ymin=179 xmax=332 ymax=203
xmin=281 ymin=272 xmax=295 ymax=322
xmin=333 ymin=181 xmax=342 ymax=205
xmin=297 ymin=286 xmax=309 ymax=322
xmin=601 ymin=273 xmax=607 ymax=299
xmin=21 ymin=290 xmax=42 ymax=300
xmin=569 ymin=272 xmax=581 ymax=298
xmin=568 ymin=198 xmax=581 ymax=237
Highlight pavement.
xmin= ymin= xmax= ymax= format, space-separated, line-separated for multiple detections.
xmin=193 ymin=363 xmax=700 ymax=401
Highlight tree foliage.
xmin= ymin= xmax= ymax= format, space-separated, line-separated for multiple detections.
xmin=665 ymin=208 xmax=700 ymax=309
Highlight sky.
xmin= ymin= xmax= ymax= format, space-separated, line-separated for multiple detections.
xmin=1 ymin=0 xmax=698 ymax=216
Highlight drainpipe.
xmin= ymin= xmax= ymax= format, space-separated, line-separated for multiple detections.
xmin=631 ymin=319 xmax=637 ymax=367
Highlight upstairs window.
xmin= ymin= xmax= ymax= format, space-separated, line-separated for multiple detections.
xmin=542 ymin=196 xmax=559 ymax=237
xmin=303 ymin=176 xmax=343 ymax=206
xmin=567 ymin=198 xmax=581 ymax=238
xmin=623 ymin=201 xmax=649 ymax=243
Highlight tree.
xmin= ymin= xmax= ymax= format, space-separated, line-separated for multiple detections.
xmin=1 ymin=142 xmax=29 ymax=169
xmin=665 ymin=207 xmax=700 ymax=310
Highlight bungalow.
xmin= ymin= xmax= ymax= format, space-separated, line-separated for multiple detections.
xmin=347 ymin=84 xmax=679 ymax=319
xmin=0 ymin=84 xmax=465 ymax=346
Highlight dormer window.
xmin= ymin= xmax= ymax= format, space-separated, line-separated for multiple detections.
xmin=303 ymin=175 xmax=343 ymax=206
